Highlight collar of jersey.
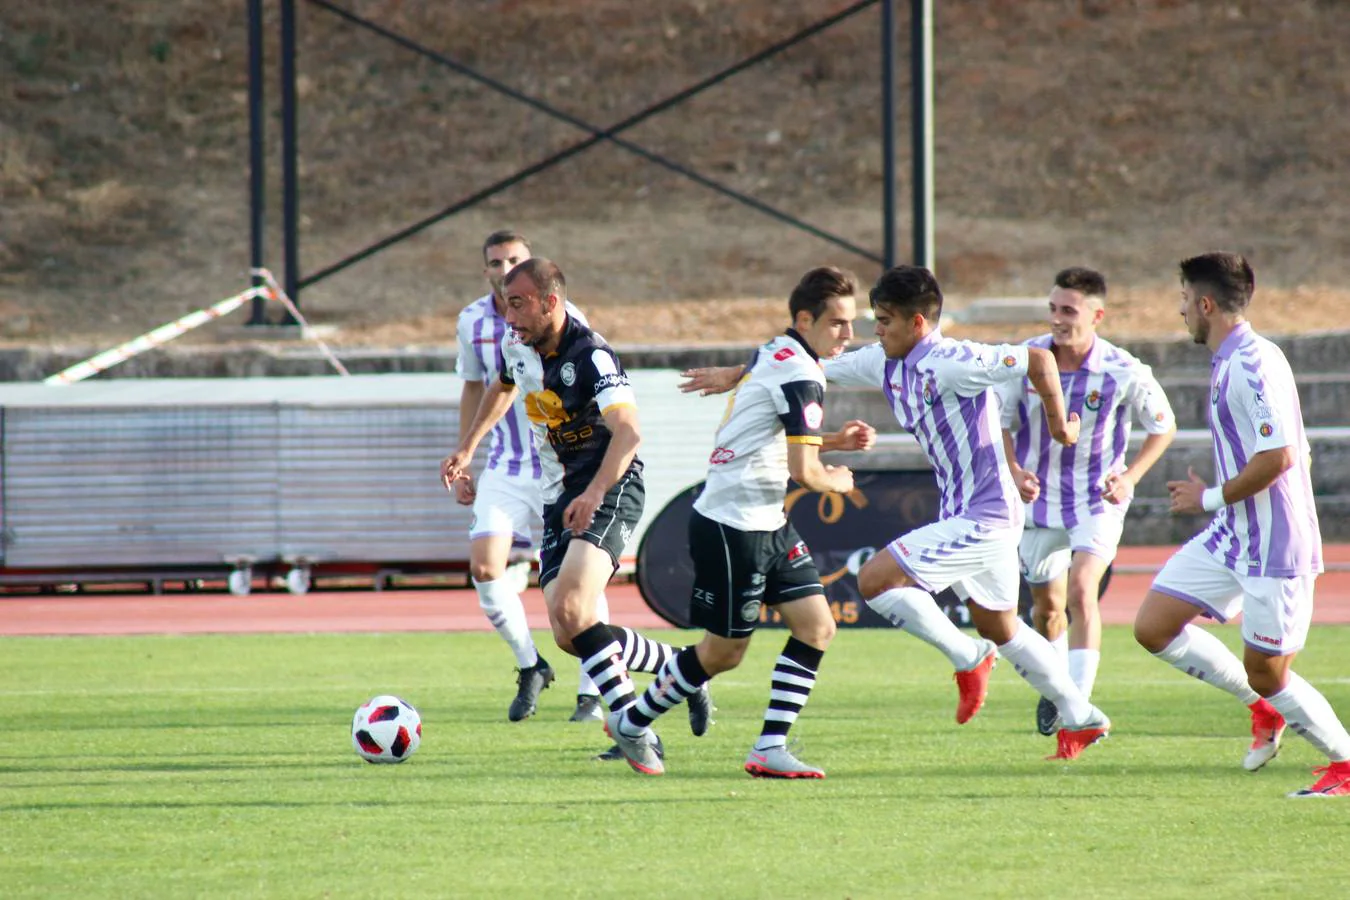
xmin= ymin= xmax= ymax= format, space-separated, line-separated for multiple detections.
xmin=783 ymin=328 xmax=820 ymax=362
xmin=543 ymin=312 xmax=582 ymax=360
xmin=1046 ymin=333 xmax=1104 ymax=373
xmin=1213 ymin=321 xmax=1253 ymax=361
xmin=905 ymin=328 xmax=942 ymax=366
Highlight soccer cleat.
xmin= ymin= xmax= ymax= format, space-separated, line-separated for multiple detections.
xmin=687 ymin=683 xmax=715 ymax=737
xmin=1047 ymin=710 xmax=1111 ymax=761
xmin=568 ymin=693 xmax=604 ymax=723
xmin=507 ymin=657 xmax=555 ymax=722
xmin=1287 ymin=761 xmax=1350 ymax=798
xmin=1036 ymin=696 xmax=1062 ymax=736
xmin=954 ymin=639 xmax=998 ymax=725
xmin=744 ymin=745 xmax=825 ymax=779
xmin=1243 ymin=700 xmax=1286 ymax=772
xmin=595 ymin=733 xmax=665 ymax=762
xmin=604 ymin=710 xmax=665 ymax=775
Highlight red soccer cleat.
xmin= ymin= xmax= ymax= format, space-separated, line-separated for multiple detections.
xmin=1244 ymin=698 xmax=1286 ymax=772
xmin=953 ymin=640 xmax=998 ymax=725
xmin=1288 ymin=760 xmax=1350 ymax=798
xmin=1047 ymin=713 xmax=1111 ymax=761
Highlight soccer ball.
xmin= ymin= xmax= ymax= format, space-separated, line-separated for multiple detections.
xmin=351 ymin=695 xmax=422 ymax=764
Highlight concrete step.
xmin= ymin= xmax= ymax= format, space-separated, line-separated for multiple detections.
xmin=824 ymin=373 xmax=1350 ymax=432
xmin=829 ymin=428 xmax=1350 ymax=544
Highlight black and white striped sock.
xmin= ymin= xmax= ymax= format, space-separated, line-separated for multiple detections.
xmin=755 ymin=637 xmax=824 ymax=751
xmin=571 ymin=623 xmax=636 ymax=712
xmin=611 ymin=625 xmax=676 ymax=675
xmin=625 ymin=646 xmax=711 ymax=730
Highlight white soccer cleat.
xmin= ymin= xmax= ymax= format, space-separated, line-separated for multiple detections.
xmin=744 ymin=744 xmax=825 ymax=779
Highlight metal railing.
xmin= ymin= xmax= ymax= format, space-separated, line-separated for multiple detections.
xmin=246 ymin=0 xmax=934 ymax=323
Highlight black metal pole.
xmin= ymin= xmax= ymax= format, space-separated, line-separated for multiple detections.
xmin=881 ymin=0 xmax=897 ymax=269
xmin=911 ymin=0 xmax=934 ymax=272
xmin=246 ymin=0 xmax=267 ymax=324
xmin=280 ymin=0 xmax=300 ymax=322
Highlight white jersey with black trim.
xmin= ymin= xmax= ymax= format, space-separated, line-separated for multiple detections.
xmin=694 ymin=330 xmax=826 ymax=532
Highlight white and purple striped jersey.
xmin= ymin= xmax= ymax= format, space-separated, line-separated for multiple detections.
xmin=454 ymin=293 xmax=586 ymax=481
xmin=1201 ymin=323 xmax=1322 ymax=577
xmin=824 ymin=332 xmax=1030 ymax=528
xmin=997 ymin=335 xmax=1175 ymax=529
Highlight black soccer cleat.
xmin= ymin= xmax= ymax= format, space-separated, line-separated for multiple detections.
xmin=687 ymin=683 xmax=715 ymax=737
xmin=1036 ymin=695 xmax=1063 ymax=737
xmin=508 ymin=657 xmax=555 ymax=722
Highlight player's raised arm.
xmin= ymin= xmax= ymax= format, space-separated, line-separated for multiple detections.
xmin=678 ymin=365 xmax=744 ymax=396
xmin=1026 ymin=346 xmax=1080 ymax=446
xmin=820 ymin=419 xmax=876 ymax=453
xmin=442 ymin=379 xmax=519 ymax=491
xmin=563 ymin=401 xmax=641 ymax=535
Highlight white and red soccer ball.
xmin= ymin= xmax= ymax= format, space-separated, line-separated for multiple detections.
xmin=351 ymin=695 xmax=422 ymax=764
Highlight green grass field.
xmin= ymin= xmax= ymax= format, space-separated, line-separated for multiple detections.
xmin=2 ymin=625 xmax=1347 ymax=898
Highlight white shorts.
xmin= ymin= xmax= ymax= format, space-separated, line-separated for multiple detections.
xmin=1019 ymin=514 xmax=1125 ymax=584
xmin=468 ymin=467 xmax=542 ymax=550
xmin=1151 ymin=536 xmax=1316 ymax=655
xmin=887 ymin=517 xmax=1022 ymax=612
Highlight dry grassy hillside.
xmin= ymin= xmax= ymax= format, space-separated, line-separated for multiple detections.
xmin=2 ymin=0 xmax=1349 ymax=347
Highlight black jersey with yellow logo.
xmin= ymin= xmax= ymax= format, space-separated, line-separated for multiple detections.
xmin=500 ymin=314 xmax=643 ymax=503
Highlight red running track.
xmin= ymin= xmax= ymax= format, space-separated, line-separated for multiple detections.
xmin=2 ymin=547 xmax=1348 ymax=637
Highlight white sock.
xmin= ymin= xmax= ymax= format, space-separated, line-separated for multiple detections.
xmin=576 ymin=591 xmax=611 ymax=696
xmin=1265 ymin=672 xmax=1350 ymax=762
xmin=1050 ymin=632 xmax=1069 ymax=663
xmin=867 ymin=587 xmax=981 ymax=670
xmin=474 ymin=577 xmax=537 ymax=668
xmin=1153 ymin=625 xmax=1259 ymax=705
xmin=999 ymin=622 xmax=1094 ymax=727
xmin=1068 ymin=648 xmax=1101 ymax=699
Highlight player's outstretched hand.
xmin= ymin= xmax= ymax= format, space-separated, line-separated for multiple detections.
xmin=563 ymin=488 xmax=603 ymax=536
xmin=678 ymin=366 xmax=738 ymax=396
xmin=453 ymin=472 xmax=477 ymax=505
xmin=837 ymin=420 xmax=877 ymax=452
xmin=440 ymin=449 xmax=473 ymax=493
xmin=1166 ymin=466 xmax=1207 ymax=516
xmin=1052 ymin=412 xmax=1081 ymax=447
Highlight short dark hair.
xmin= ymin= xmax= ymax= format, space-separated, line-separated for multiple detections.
xmin=869 ymin=265 xmax=943 ymax=322
xmin=503 ymin=257 xmax=566 ymax=300
xmin=1179 ymin=252 xmax=1254 ymax=313
xmin=482 ymin=229 xmax=531 ymax=262
xmin=789 ymin=266 xmax=860 ymax=322
xmin=1054 ymin=266 xmax=1107 ymax=301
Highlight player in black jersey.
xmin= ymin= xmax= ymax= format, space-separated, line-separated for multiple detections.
xmin=443 ymin=258 xmax=704 ymax=772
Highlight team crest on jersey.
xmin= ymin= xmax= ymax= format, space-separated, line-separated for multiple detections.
xmin=1154 ymin=411 xmax=1166 ymax=423
xmin=709 ymin=447 xmax=736 ymax=464
xmin=560 ymin=362 xmax=576 ymax=386
xmin=922 ymin=381 xmax=937 ymax=406
xmin=1003 ymin=354 xmax=1017 ymax=367
xmin=1259 ymin=423 xmax=1274 ymax=437
xmin=803 ymin=401 xmax=824 ymax=430
xmin=524 ymin=389 xmax=571 ymax=429
xmin=1085 ymin=389 xmax=1102 ymax=411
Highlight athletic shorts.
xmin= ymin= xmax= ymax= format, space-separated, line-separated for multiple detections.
xmin=538 ymin=468 xmax=644 ymax=589
xmin=687 ymin=510 xmax=824 ymax=639
xmin=1151 ymin=536 xmax=1316 ymax=656
xmin=468 ymin=467 xmax=542 ymax=549
xmin=888 ymin=516 xmax=1022 ymax=612
xmin=1019 ymin=513 xmax=1125 ymax=584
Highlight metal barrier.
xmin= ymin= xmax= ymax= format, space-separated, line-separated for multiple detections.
xmin=245 ymin=0 xmax=936 ymax=322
